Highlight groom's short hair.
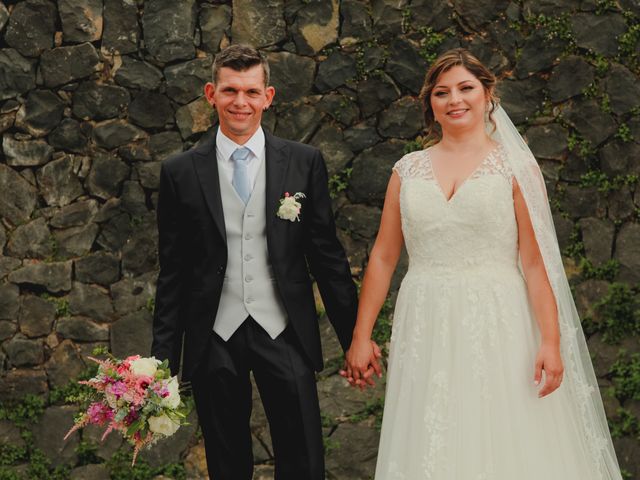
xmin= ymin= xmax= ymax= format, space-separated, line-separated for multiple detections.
xmin=212 ymin=44 xmax=270 ymax=87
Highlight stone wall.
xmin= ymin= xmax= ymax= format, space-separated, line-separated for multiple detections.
xmin=0 ymin=0 xmax=639 ymax=479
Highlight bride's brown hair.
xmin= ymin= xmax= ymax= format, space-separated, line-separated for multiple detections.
xmin=419 ymin=48 xmax=499 ymax=145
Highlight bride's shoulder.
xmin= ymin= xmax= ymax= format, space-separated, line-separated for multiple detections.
xmin=392 ymin=148 xmax=431 ymax=179
xmin=482 ymin=143 xmax=514 ymax=179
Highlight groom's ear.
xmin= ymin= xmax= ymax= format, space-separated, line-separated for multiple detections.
xmin=264 ymin=85 xmax=275 ymax=108
xmin=204 ymin=82 xmax=216 ymax=107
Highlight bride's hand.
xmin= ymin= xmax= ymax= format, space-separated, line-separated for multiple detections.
xmin=534 ymin=342 xmax=564 ymax=398
xmin=341 ymin=338 xmax=382 ymax=390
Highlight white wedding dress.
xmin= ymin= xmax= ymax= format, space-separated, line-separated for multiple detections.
xmin=375 ymin=144 xmax=616 ymax=480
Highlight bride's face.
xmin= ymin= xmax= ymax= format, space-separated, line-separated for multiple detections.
xmin=430 ymin=65 xmax=489 ymax=134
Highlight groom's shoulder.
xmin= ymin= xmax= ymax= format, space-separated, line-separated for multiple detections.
xmin=162 ymin=134 xmax=215 ymax=172
xmin=267 ymin=131 xmax=319 ymax=159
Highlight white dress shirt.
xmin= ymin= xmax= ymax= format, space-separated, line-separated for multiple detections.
xmin=216 ymin=127 xmax=266 ymax=192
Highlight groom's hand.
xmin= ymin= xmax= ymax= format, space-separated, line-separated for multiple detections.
xmin=340 ymin=340 xmax=383 ymax=390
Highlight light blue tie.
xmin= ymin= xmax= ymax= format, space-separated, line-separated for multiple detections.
xmin=231 ymin=147 xmax=251 ymax=204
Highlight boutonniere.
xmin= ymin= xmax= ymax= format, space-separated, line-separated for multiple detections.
xmin=277 ymin=192 xmax=306 ymax=222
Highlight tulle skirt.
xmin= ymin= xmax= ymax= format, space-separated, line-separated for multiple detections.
xmin=375 ymin=265 xmax=599 ymax=480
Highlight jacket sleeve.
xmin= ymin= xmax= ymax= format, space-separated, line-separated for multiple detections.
xmin=303 ymin=149 xmax=358 ymax=352
xmin=151 ymin=161 xmax=185 ymax=375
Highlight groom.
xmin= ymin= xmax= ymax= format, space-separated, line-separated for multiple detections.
xmin=151 ymin=44 xmax=380 ymax=479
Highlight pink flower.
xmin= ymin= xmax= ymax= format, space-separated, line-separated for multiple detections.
xmin=134 ymin=375 xmax=154 ymax=395
xmin=107 ymin=381 xmax=127 ymax=399
xmin=152 ymin=382 xmax=169 ymax=398
xmin=86 ymin=402 xmax=114 ymax=425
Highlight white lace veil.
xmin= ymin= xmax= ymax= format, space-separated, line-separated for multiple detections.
xmin=491 ymin=105 xmax=622 ymax=479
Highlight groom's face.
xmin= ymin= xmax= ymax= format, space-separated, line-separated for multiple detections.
xmin=204 ymin=65 xmax=275 ymax=144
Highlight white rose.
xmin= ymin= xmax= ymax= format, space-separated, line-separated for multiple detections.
xmin=161 ymin=377 xmax=181 ymax=409
xmin=148 ymin=414 xmax=180 ymax=437
xmin=130 ymin=356 xmax=161 ymax=377
xmin=277 ymin=197 xmax=302 ymax=222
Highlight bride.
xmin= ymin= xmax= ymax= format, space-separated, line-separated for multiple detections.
xmin=342 ymin=49 xmax=623 ymax=479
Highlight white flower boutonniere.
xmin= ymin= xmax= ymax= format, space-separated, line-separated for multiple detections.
xmin=277 ymin=192 xmax=306 ymax=222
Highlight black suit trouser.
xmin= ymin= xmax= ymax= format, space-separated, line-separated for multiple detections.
xmin=191 ymin=317 xmax=324 ymax=480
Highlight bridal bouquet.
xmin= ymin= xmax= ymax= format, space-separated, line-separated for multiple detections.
xmin=64 ymin=354 xmax=190 ymax=465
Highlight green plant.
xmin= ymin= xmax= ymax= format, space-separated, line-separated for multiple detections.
xmin=106 ymin=441 xmax=190 ymax=479
xmin=323 ymin=436 xmax=340 ymax=454
xmin=0 ymin=395 xmax=45 ymax=428
xmin=49 ymin=364 xmax=99 ymax=405
xmin=0 ymin=467 xmax=22 ymax=480
xmin=610 ymin=352 xmax=640 ymax=402
xmin=0 ymin=444 xmax=71 ymax=479
xmin=328 ymin=167 xmax=353 ymax=199
xmin=25 ymin=449 xmax=70 ymax=480
xmin=579 ymin=171 xmax=638 ymax=193
xmin=40 ymin=293 xmax=70 ymax=317
xmin=107 ymin=449 xmax=155 ymax=480
xmin=524 ymin=13 xmax=574 ymax=47
xmin=601 ymin=93 xmax=612 ymax=113
xmin=401 ymin=8 xmax=412 ymax=33
xmin=354 ymin=45 xmax=367 ymax=79
xmin=145 ymin=297 xmax=155 ymax=314
xmin=567 ymin=132 xmax=595 ymax=158
xmin=321 ymin=412 xmax=336 ymax=429
xmin=590 ymin=54 xmax=611 ymax=76
xmin=579 ymin=258 xmax=620 ymax=283
xmin=0 ymin=445 xmax=28 ymax=466
xmin=618 ymin=24 xmax=640 ymax=57
xmin=595 ymin=0 xmax=618 ymax=15
xmin=418 ymin=26 xmax=446 ymax=64
xmin=46 ymin=236 xmax=59 ymax=262
xmin=158 ymin=463 xmax=187 ymax=480
xmin=609 ymin=408 xmax=639 ymax=439
xmin=581 ymin=83 xmax=599 ymax=98
xmin=75 ymin=441 xmax=99 ymax=466
xmin=615 ymin=123 xmax=634 ymax=142
xmin=585 ymin=283 xmax=639 ymax=343
xmin=562 ymin=226 xmax=585 ymax=259
xmin=349 ymin=396 xmax=385 ymax=430
xmin=404 ymin=136 xmax=425 ymax=154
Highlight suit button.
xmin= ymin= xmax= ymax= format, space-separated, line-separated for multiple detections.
xmin=245 ymin=275 xmax=253 ymax=282
xmin=244 ymin=254 xmax=253 ymax=261
xmin=216 ymin=266 xmax=224 ymax=275
xmin=244 ymin=233 xmax=252 ymax=240
xmin=246 ymin=297 xmax=253 ymax=304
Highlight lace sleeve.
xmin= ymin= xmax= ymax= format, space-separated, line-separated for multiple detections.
xmin=392 ymin=150 xmax=430 ymax=181
xmin=472 ymin=144 xmax=514 ymax=182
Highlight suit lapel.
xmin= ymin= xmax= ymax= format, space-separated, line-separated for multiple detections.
xmin=192 ymin=135 xmax=227 ymax=243
xmin=265 ymin=131 xmax=289 ymax=231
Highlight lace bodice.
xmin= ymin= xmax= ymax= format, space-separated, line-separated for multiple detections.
xmin=393 ymin=144 xmax=517 ymax=273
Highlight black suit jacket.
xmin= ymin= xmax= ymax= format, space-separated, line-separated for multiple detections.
xmin=151 ymin=129 xmax=358 ymax=381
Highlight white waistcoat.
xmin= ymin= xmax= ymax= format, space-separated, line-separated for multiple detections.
xmin=213 ymin=157 xmax=288 ymax=340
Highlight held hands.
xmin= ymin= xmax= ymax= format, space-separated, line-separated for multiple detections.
xmin=534 ymin=342 xmax=564 ymax=398
xmin=340 ymin=337 xmax=383 ymax=390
